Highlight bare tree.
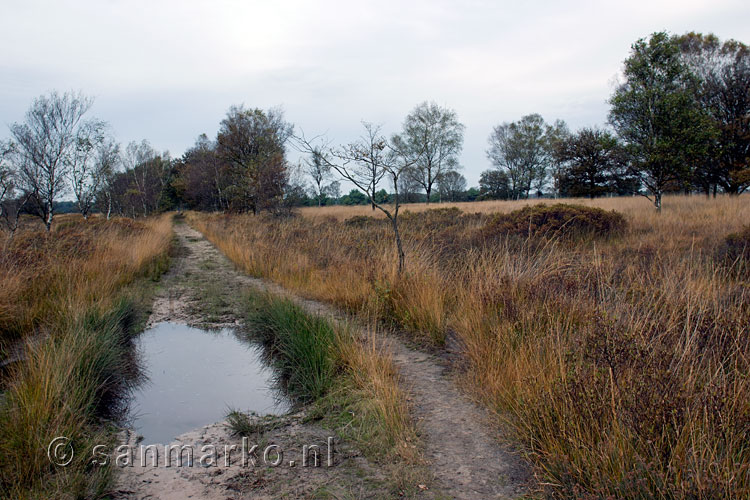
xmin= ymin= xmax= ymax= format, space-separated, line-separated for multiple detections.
xmin=94 ymin=140 xmax=121 ymax=220
xmin=0 ymin=142 xmax=33 ymax=244
xmin=0 ymin=141 xmax=13 ymax=210
xmin=323 ymin=180 xmax=340 ymax=202
xmin=392 ymin=102 xmax=464 ymax=204
xmin=296 ymin=122 xmax=421 ymax=273
xmin=9 ymin=91 xmax=95 ymax=231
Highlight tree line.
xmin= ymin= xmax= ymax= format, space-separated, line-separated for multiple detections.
xmin=1 ymin=30 xmax=747 ymax=234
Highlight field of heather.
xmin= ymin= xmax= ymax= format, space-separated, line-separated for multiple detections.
xmin=190 ymin=194 xmax=750 ymax=498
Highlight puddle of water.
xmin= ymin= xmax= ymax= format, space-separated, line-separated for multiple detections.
xmin=128 ymin=322 xmax=288 ymax=444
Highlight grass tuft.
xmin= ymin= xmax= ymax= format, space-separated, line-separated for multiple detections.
xmin=243 ymin=292 xmax=339 ymax=402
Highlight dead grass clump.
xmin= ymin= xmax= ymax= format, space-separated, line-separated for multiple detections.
xmin=344 ymin=214 xmax=387 ymax=229
xmin=0 ymin=215 xmax=172 ymax=343
xmin=718 ymin=225 xmax=750 ymax=272
xmin=480 ymin=203 xmax=627 ymax=241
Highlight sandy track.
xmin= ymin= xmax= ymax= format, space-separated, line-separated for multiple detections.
xmin=116 ymin=219 xmax=530 ymax=499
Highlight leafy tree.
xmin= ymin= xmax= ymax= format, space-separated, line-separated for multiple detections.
xmin=464 ymin=186 xmax=480 ymax=201
xmin=303 ymin=147 xmax=331 ymax=207
xmin=217 ymin=106 xmax=293 ymax=213
xmin=478 ymin=169 xmax=511 ymax=200
xmin=487 ymin=114 xmax=554 ymax=199
xmin=437 ymin=170 xmax=467 ymax=201
xmin=177 ymin=134 xmax=229 ymax=211
xmin=677 ymin=32 xmax=750 ymax=195
xmin=609 ymin=32 xmax=714 ymax=210
xmin=556 ymin=128 xmax=627 ymax=198
xmin=340 ymin=189 xmax=367 ymax=205
xmin=546 ymin=119 xmax=571 ymax=198
xmin=392 ymin=101 xmax=464 ymax=204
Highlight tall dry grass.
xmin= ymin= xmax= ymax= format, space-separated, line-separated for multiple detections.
xmin=189 ymin=194 xmax=750 ymax=498
xmin=0 ymin=215 xmax=172 ymax=345
xmin=0 ymin=214 xmax=173 ymax=499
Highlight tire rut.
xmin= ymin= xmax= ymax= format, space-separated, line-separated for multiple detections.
xmin=179 ymin=222 xmax=532 ymax=499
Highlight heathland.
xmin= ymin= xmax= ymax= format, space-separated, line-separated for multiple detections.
xmin=0 ymin=215 xmax=172 ymax=498
xmin=189 ymin=194 xmax=750 ymax=498
xmin=1 ymin=194 xmax=748 ymax=499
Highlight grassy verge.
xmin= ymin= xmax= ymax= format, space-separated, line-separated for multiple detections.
xmin=0 ymin=214 xmax=173 ymax=499
xmin=189 ymin=195 xmax=750 ymax=498
xmin=236 ymin=291 xmax=423 ymax=493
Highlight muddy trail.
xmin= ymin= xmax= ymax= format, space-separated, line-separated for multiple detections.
xmin=115 ymin=218 xmax=531 ymax=499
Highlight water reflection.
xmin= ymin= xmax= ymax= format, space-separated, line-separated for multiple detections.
xmin=127 ymin=322 xmax=289 ymax=444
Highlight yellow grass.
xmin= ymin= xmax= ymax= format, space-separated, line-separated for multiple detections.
xmin=0 ymin=214 xmax=173 ymax=499
xmin=189 ymin=195 xmax=749 ymax=498
xmin=0 ymin=214 xmax=172 ymax=344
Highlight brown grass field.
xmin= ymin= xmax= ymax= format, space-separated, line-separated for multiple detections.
xmin=190 ymin=194 xmax=750 ymax=498
xmin=0 ymin=214 xmax=173 ymax=499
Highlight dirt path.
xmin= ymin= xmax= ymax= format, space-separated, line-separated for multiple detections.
xmin=115 ymin=220 xmax=392 ymax=499
xmin=116 ymin=219 xmax=530 ymax=499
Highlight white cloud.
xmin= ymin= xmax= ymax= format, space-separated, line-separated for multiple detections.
xmin=1 ymin=0 xmax=748 ymax=186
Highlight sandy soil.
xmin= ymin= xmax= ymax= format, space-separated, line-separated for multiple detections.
xmin=115 ymin=218 xmax=531 ymax=499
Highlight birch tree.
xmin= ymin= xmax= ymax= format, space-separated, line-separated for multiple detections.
xmin=609 ymin=32 xmax=713 ymax=210
xmin=0 ymin=141 xmax=29 ymax=240
xmin=93 ymin=140 xmax=121 ymax=220
xmin=69 ymin=120 xmax=114 ymax=219
xmin=122 ymin=140 xmax=157 ymax=217
xmin=487 ymin=114 xmax=552 ymax=199
xmin=392 ymin=102 xmax=464 ymax=204
xmin=9 ymin=91 xmax=95 ymax=231
xmin=303 ymin=147 xmax=331 ymax=207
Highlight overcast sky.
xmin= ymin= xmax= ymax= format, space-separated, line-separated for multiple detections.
xmin=1 ymin=0 xmax=748 ymax=187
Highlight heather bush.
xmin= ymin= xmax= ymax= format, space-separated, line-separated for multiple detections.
xmin=480 ymin=203 xmax=627 ymax=241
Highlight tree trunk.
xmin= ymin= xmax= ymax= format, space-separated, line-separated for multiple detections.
xmin=45 ymin=200 xmax=53 ymax=232
xmin=654 ymin=191 xmax=662 ymax=212
xmin=391 ymin=216 xmax=405 ymax=275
